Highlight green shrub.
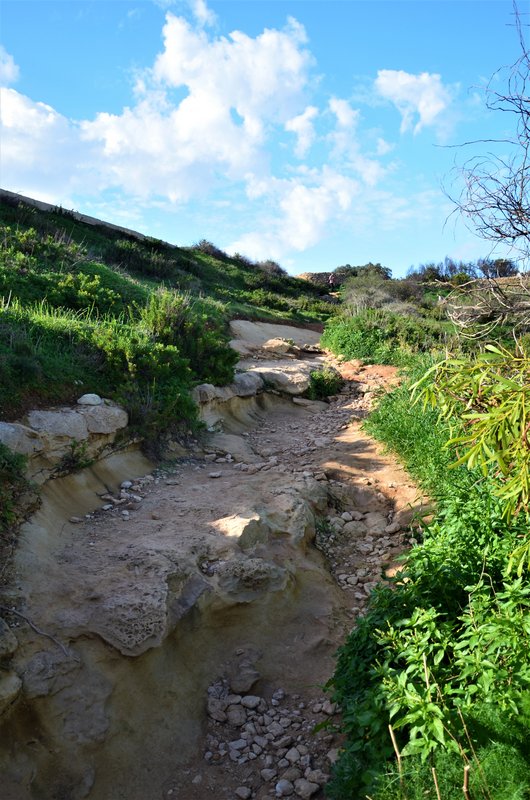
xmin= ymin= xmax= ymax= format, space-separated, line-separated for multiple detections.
xmin=305 ymin=368 xmax=343 ymax=400
xmin=0 ymin=442 xmax=31 ymax=534
xmin=321 ymin=309 xmax=452 ymax=366
xmin=138 ymin=288 xmax=238 ymax=385
xmin=374 ymin=703 xmax=530 ymax=800
xmin=326 ymin=368 xmax=530 ymax=800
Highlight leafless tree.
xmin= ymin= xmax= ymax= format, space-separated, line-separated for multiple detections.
xmin=444 ymin=5 xmax=530 ymax=335
xmin=446 ymin=275 xmax=530 ymax=337
xmin=451 ymin=6 xmax=530 ymax=261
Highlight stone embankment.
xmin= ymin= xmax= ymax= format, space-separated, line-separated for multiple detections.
xmin=0 ymin=394 xmax=129 ymax=485
xmin=0 ymin=323 xmax=425 ymax=800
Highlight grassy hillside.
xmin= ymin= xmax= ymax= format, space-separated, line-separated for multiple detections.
xmin=0 ymin=195 xmax=331 ymax=428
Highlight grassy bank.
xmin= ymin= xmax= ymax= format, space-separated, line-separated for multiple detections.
xmin=325 ymin=358 xmax=530 ymax=800
xmin=0 ymin=196 xmax=331 ymax=433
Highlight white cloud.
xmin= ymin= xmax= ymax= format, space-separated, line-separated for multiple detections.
xmin=329 ymin=97 xmax=357 ymax=129
xmin=77 ymin=12 xmax=314 ymax=200
xmin=375 ymin=69 xmax=455 ymax=134
xmin=152 ymin=13 xmax=311 ymax=125
xmin=0 ymin=88 xmax=99 ymax=199
xmin=228 ymin=168 xmax=361 ymax=258
xmin=285 ymin=106 xmax=318 ymax=157
xmin=0 ymin=9 xmax=454 ymax=269
xmin=191 ymin=0 xmax=216 ymax=27
xmin=326 ymin=97 xmax=386 ymax=187
xmin=327 ymin=97 xmax=360 ymax=154
xmin=0 ymin=46 xmax=19 ymax=86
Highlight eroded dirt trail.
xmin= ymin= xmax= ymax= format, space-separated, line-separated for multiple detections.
xmin=1 ymin=324 xmax=428 ymax=800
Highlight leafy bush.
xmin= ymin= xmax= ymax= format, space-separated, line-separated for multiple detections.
xmin=0 ymin=442 xmax=31 ymax=534
xmin=305 ymin=368 xmax=343 ymax=400
xmin=138 ymin=288 xmax=238 ymax=385
xmin=254 ymin=259 xmax=287 ymax=277
xmin=195 ymin=238 xmax=229 ymax=261
xmin=321 ymin=309 xmax=451 ymax=366
xmin=374 ymin=702 xmax=530 ymax=800
xmin=326 ymin=367 xmax=530 ymax=800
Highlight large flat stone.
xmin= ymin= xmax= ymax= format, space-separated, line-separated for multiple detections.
xmin=26 ymin=410 xmax=89 ymax=441
xmin=77 ymin=404 xmax=128 ymax=434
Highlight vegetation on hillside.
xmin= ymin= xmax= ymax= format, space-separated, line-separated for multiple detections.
xmin=0 ymin=196 xmax=330 ymax=432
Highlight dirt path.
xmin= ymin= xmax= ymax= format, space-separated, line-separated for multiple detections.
xmin=1 ymin=326 xmax=428 ymax=800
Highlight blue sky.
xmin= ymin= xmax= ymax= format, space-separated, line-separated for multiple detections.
xmin=0 ymin=0 xmax=526 ymax=277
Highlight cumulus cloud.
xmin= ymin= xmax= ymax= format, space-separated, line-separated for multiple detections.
xmin=78 ymin=12 xmax=314 ymax=199
xmin=0 ymin=46 xmax=19 ymax=86
xmin=228 ymin=168 xmax=361 ymax=258
xmin=0 ymin=88 xmax=99 ymax=199
xmin=0 ymin=6 xmax=453 ymax=267
xmin=191 ymin=0 xmax=216 ymax=27
xmin=329 ymin=97 xmax=357 ymax=129
xmin=375 ymin=69 xmax=455 ymax=134
xmin=152 ymin=13 xmax=311 ymax=125
xmin=285 ymin=106 xmax=318 ymax=157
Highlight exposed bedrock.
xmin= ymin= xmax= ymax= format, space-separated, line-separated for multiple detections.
xmin=0 ymin=428 xmax=343 ymax=800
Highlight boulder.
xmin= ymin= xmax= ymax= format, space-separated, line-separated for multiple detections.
xmin=262 ymin=338 xmax=295 ymax=355
xmin=217 ymin=558 xmax=289 ymax=601
xmin=26 ymin=409 xmax=89 ymax=441
xmin=216 ymin=513 xmax=271 ymax=550
xmin=77 ymin=403 xmax=128 ymax=434
xmin=231 ymin=371 xmax=264 ymax=397
xmin=252 ymin=367 xmax=311 ymax=395
xmin=77 ymin=394 xmax=103 ymax=406
xmin=0 ymin=422 xmax=44 ymax=456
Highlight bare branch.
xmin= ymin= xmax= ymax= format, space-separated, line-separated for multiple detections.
xmin=449 ymin=4 xmax=530 ymax=266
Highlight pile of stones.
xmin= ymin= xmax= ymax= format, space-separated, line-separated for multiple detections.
xmin=204 ymin=677 xmax=341 ymax=799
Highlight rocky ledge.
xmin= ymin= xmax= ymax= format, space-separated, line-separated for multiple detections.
xmin=0 ymin=393 xmax=129 ymax=485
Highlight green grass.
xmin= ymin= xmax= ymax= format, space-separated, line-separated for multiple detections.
xmin=326 ymin=364 xmax=530 ymax=800
xmin=320 ymin=308 xmax=458 ymax=367
xmin=0 ymin=197 xmax=331 ymax=326
xmin=0 ymin=196 xmax=332 ymax=433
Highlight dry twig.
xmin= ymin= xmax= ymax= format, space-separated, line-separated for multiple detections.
xmin=0 ymin=605 xmax=70 ymax=657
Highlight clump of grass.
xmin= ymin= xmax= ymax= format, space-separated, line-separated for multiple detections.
xmin=305 ymin=367 xmax=343 ymax=400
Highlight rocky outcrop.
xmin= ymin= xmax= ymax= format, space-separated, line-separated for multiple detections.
xmin=193 ymin=358 xmax=335 ymax=431
xmin=0 ymin=395 xmax=129 ymax=484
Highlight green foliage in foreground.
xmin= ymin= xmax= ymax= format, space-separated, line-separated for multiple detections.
xmin=413 ymin=343 xmax=530 ymax=528
xmin=320 ymin=309 xmax=452 ymax=366
xmin=326 ymin=367 xmax=530 ymax=800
